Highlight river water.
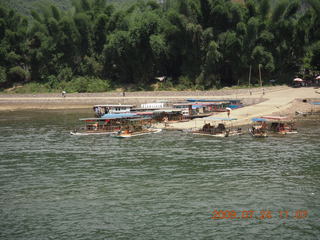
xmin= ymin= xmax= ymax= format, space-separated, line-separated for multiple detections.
xmin=0 ymin=110 xmax=319 ymax=240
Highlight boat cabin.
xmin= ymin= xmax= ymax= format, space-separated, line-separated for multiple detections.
xmin=152 ymin=109 xmax=184 ymax=122
xmin=251 ymin=116 xmax=298 ymax=135
xmin=173 ymin=102 xmax=230 ymax=116
xmin=77 ymin=113 xmax=140 ymax=134
xmin=93 ymin=104 xmax=134 ymax=117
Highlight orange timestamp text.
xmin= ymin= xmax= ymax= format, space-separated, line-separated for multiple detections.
xmin=211 ymin=209 xmax=308 ymax=220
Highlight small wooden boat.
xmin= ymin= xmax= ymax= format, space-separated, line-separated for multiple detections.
xmin=262 ymin=116 xmax=298 ymax=135
xmin=112 ymin=128 xmax=162 ymax=138
xmin=249 ymin=128 xmax=268 ymax=138
xmin=250 ymin=116 xmax=298 ymax=137
xmin=71 ymin=113 xmax=150 ymax=136
xmin=70 ymin=131 xmax=117 ymax=136
xmin=192 ymin=118 xmax=242 ymax=137
xmin=192 ymin=131 xmax=229 ymax=137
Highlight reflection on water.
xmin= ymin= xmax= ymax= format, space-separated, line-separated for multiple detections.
xmin=0 ymin=110 xmax=319 ymax=240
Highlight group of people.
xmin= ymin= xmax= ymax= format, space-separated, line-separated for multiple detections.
xmin=93 ymin=106 xmax=108 ymax=117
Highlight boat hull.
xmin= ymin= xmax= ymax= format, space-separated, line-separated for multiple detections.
xmin=192 ymin=132 xmax=229 ymax=137
xmin=70 ymin=131 xmax=117 ymax=136
xmin=249 ymin=129 xmax=268 ymax=138
xmin=112 ymin=128 xmax=162 ymax=138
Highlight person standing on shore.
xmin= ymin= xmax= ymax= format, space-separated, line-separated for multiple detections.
xmin=226 ymin=107 xmax=231 ymax=118
xmin=61 ymin=90 xmax=66 ymax=98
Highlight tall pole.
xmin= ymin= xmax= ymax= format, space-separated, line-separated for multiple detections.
xmin=248 ymin=65 xmax=252 ymax=87
xmin=259 ymin=64 xmax=262 ymax=87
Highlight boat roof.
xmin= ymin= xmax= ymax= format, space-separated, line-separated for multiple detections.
xmin=94 ymin=104 xmax=134 ymax=107
xmin=187 ymin=99 xmax=238 ymax=103
xmin=101 ymin=113 xmax=138 ymax=119
xmin=251 ymin=118 xmax=267 ymax=122
xmin=173 ymin=102 xmax=226 ymax=107
xmin=153 ymin=109 xmax=182 ymax=113
xmin=135 ymin=112 xmax=154 ymax=115
xmin=203 ymin=117 xmax=237 ymax=121
xmin=133 ymin=107 xmax=163 ymax=111
xmin=261 ymin=116 xmax=289 ymax=121
xmin=310 ymin=102 xmax=320 ymax=105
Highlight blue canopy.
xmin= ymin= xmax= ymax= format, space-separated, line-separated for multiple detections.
xmin=187 ymin=99 xmax=228 ymax=102
xmin=192 ymin=104 xmax=204 ymax=109
xmin=101 ymin=113 xmax=138 ymax=119
xmin=228 ymin=104 xmax=243 ymax=109
xmin=310 ymin=102 xmax=320 ymax=105
xmin=251 ymin=118 xmax=267 ymax=122
xmin=204 ymin=117 xmax=237 ymax=121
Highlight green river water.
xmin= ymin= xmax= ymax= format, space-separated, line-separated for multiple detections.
xmin=0 ymin=109 xmax=319 ymax=240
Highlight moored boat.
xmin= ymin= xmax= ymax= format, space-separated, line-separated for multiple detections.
xmin=70 ymin=113 xmax=145 ymax=136
xmin=112 ymin=128 xmax=162 ymax=138
xmin=249 ymin=116 xmax=298 ymax=137
xmin=249 ymin=118 xmax=268 ymax=137
xmin=111 ymin=117 xmax=161 ymax=138
xmin=262 ymin=116 xmax=298 ymax=135
xmin=192 ymin=117 xmax=242 ymax=137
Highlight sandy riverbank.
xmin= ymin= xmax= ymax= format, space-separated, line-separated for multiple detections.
xmin=0 ymin=86 xmax=285 ymax=111
xmin=165 ymin=87 xmax=320 ymax=130
xmin=1 ymin=86 xmax=319 ymax=128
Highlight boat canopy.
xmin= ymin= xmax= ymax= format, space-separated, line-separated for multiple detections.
xmin=94 ymin=104 xmax=134 ymax=108
xmin=251 ymin=118 xmax=267 ymax=122
xmin=101 ymin=113 xmax=138 ymax=119
xmin=192 ymin=105 xmax=204 ymax=109
xmin=310 ymin=102 xmax=320 ymax=105
xmin=187 ymin=99 xmax=231 ymax=103
xmin=203 ymin=117 xmax=237 ymax=121
xmin=153 ymin=109 xmax=182 ymax=113
xmin=261 ymin=116 xmax=289 ymax=121
xmin=228 ymin=104 xmax=243 ymax=109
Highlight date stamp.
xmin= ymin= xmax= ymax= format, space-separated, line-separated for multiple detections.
xmin=211 ymin=210 xmax=308 ymax=220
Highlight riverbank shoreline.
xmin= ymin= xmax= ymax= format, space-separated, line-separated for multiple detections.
xmin=1 ymin=86 xmax=319 ymax=128
xmin=0 ymin=86 xmax=286 ymax=111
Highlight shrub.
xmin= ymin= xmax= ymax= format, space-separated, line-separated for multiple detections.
xmin=57 ymin=67 xmax=73 ymax=82
xmin=13 ymin=82 xmax=52 ymax=93
xmin=0 ymin=66 xmax=6 ymax=83
xmin=7 ymin=66 xmax=29 ymax=82
xmin=157 ymin=78 xmax=174 ymax=91
xmin=63 ymin=76 xmax=111 ymax=93
xmin=176 ymin=76 xmax=195 ymax=90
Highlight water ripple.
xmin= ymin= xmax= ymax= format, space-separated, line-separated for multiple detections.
xmin=0 ymin=111 xmax=319 ymax=239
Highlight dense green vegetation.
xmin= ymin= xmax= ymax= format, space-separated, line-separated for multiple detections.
xmin=0 ymin=0 xmax=319 ymax=93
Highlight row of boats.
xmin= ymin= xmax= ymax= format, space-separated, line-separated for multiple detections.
xmin=71 ymin=103 xmax=299 ymax=138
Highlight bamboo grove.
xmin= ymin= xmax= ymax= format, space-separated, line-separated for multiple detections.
xmin=0 ymin=0 xmax=319 ymax=92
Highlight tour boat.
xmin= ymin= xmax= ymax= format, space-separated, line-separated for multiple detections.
xmin=112 ymin=128 xmax=162 ymax=138
xmin=70 ymin=113 xmax=149 ymax=136
xmin=192 ymin=117 xmax=242 ymax=137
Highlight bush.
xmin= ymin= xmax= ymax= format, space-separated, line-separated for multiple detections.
xmin=0 ymin=66 xmax=6 ymax=83
xmin=176 ymin=76 xmax=195 ymax=90
xmin=7 ymin=66 xmax=29 ymax=82
xmin=57 ymin=67 xmax=73 ymax=82
xmin=46 ymin=75 xmax=59 ymax=89
xmin=63 ymin=76 xmax=111 ymax=93
xmin=156 ymin=78 xmax=174 ymax=91
xmin=13 ymin=82 xmax=52 ymax=93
